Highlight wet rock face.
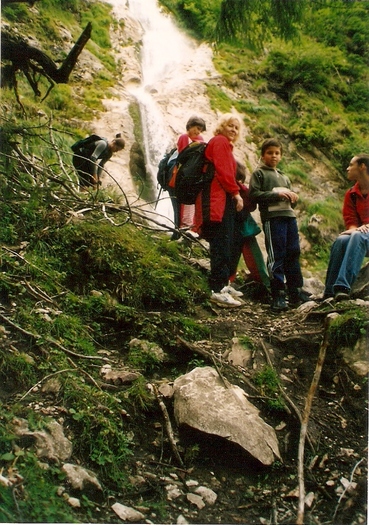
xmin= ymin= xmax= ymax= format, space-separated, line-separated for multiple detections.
xmin=173 ymin=366 xmax=281 ymax=465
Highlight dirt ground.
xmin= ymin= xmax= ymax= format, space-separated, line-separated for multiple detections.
xmin=1 ymin=271 xmax=368 ymax=524
xmin=97 ymin=287 xmax=368 ymax=525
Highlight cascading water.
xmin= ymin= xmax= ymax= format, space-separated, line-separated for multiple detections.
xmin=109 ymin=0 xmax=217 ymax=224
xmin=127 ymin=0 xmax=202 ymax=222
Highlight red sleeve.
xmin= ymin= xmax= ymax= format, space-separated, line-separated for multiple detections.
xmin=206 ymin=135 xmax=239 ymax=195
xmin=177 ymin=134 xmax=190 ymax=153
xmin=343 ymin=188 xmax=360 ymax=228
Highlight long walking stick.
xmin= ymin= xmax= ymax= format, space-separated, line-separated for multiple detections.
xmin=154 ymin=187 xmax=163 ymax=209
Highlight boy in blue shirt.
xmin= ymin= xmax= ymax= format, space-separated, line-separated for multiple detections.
xmin=249 ymin=138 xmax=309 ymax=311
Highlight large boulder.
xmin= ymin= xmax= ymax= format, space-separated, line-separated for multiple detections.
xmin=352 ymin=262 xmax=369 ymax=300
xmin=173 ymin=367 xmax=280 ymax=465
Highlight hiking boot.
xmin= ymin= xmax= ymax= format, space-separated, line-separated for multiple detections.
xmin=334 ymin=287 xmax=350 ymax=302
xmin=221 ymin=285 xmax=243 ymax=297
xmin=271 ymin=291 xmax=288 ymax=312
xmin=288 ymin=288 xmax=311 ymax=307
xmin=210 ymin=292 xmax=242 ymax=308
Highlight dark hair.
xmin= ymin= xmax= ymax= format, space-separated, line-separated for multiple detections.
xmin=355 ymin=153 xmax=369 ymax=172
xmin=186 ymin=116 xmax=206 ymax=132
xmin=114 ymin=137 xmax=125 ymax=149
xmin=236 ymin=161 xmax=246 ymax=183
xmin=261 ymin=138 xmax=283 ymax=156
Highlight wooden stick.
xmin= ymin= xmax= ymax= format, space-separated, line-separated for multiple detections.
xmin=296 ymin=313 xmax=336 ymax=524
xmin=151 ymin=383 xmax=184 ymax=468
xmin=259 ymin=339 xmax=316 ymax=453
xmin=332 ymin=457 xmax=364 ymax=522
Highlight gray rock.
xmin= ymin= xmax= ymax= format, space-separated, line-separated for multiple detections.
xmin=111 ymin=503 xmax=145 ymax=522
xmin=194 ymin=485 xmax=217 ymax=505
xmin=11 ymin=418 xmax=72 ymax=462
xmin=340 ymin=335 xmax=369 ymax=376
xmin=62 ymin=463 xmax=102 ymax=492
xmin=352 ymin=262 xmax=369 ymax=299
xmin=173 ymin=367 xmax=280 ymax=465
xmin=186 ymin=492 xmax=205 ymax=509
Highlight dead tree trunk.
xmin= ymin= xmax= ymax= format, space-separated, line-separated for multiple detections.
xmin=1 ymin=23 xmax=92 ymax=96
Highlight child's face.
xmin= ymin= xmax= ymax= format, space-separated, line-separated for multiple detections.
xmin=188 ymin=125 xmax=204 ymax=139
xmin=261 ymin=146 xmax=282 ymax=168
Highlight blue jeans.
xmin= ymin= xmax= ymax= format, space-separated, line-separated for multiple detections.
xmin=263 ymin=217 xmax=303 ymax=294
xmin=324 ymin=230 xmax=369 ymax=295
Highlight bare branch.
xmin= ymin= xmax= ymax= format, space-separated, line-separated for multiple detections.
xmin=296 ymin=313 xmax=336 ymax=524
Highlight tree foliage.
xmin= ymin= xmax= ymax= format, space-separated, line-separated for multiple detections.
xmin=216 ymin=0 xmax=307 ymax=47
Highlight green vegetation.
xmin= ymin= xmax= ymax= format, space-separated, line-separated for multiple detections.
xmin=1 ymin=0 xmax=368 ymax=522
xmin=254 ymin=366 xmax=285 ymax=412
xmin=328 ymin=308 xmax=369 ymax=349
xmin=163 ymin=0 xmax=368 ymax=174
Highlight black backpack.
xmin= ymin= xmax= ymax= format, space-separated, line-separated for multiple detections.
xmin=71 ymin=134 xmax=105 ymax=154
xmin=174 ymin=142 xmax=214 ymax=205
xmin=157 ymin=147 xmax=178 ymax=191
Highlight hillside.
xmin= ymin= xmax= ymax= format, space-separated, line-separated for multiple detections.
xmin=0 ymin=1 xmax=368 ymax=524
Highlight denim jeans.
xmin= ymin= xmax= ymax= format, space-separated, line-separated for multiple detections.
xmin=324 ymin=230 xmax=369 ymax=295
xmin=263 ymin=216 xmax=303 ymax=294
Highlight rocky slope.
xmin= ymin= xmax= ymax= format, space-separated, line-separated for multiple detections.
xmin=1 ymin=2 xmax=368 ymax=524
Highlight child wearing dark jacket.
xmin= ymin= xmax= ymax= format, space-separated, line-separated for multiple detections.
xmin=249 ymin=138 xmax=310 ymax=311
xmin=229 ymin=162 xmax=270 ymax=297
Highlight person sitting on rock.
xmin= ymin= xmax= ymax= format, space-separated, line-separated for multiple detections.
xmin=324 ymin=153 xmax=369 ymax=301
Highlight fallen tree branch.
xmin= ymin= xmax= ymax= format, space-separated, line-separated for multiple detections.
xmin=2 ymin=23 xmax=92 ymax=97
xmin=259 ymin=339 xmax=316 ymax=453
xmin=151 ymin=383 xmax=184 ymax=468
xmin=296 ymin=313 xmax=336 ymax=524
xmin=0 ymin=311 xmax=105 ymax=361
xmin=67 ymin=357 xmax=102 ymax=390
xmin=18 ymin=368 xmax=76 ymax=402
xmin=331 ymin=457 xmax=365 ymax=522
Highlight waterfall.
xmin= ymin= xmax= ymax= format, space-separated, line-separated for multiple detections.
xmin=109 ymin=0 xmax=217 ymax=224
xmin=127 ymin=0 xmax=198 ymax=222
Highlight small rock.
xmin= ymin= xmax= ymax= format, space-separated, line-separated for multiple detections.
xmin=166 ymin=484 xmax=182 ymax=500
xmin=185 ymin=479 xmax=199 ymax=488
xmin=194 ymin=486 xmax=217 ymax=505
xmin=62 ymin=463 xmax=102 ymax=492
xmin=111 ymin=503 xmax=145 ymax=522
xmin=67 ymin=497 xmax=81 ymax=508
xmin=177 ymin=515 xmax=190 ymax=524
xmin=305 ymin=492 xmax=315 ymax=507
xmin=186 ymin=492 xmax=205 ymax=509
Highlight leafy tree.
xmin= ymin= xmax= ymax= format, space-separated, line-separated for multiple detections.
xmin=216 ymin=0 xmax=308 ymax=47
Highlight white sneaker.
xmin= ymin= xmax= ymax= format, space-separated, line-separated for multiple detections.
xmin=221 ymin=285 xmax=243 ymax=297
xmin=210 ymin=292 xmax=242 ymax=307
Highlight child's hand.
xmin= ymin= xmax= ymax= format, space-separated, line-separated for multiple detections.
xmin=277 ymin=189 xmax=299 ymax=203
xmin=234 ymin=194 xmax=244 ymax=212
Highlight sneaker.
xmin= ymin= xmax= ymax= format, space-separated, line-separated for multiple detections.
xmin=210 ymin=292 xmax=242 ymax=307
xmin=288 ymin=288 xmax=311 ymax=307
xmin=221 ymin=285 xmax=243 ymax=297
xmin=334 ymin=292 xmax=350 ymax=302
xmin=334 ymin=286 xmax=350 ymax=302
xmin=271 ymin=291 xmax=288 ymax=312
